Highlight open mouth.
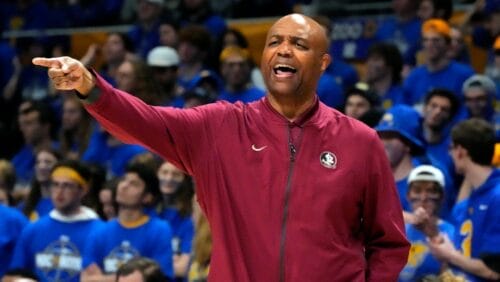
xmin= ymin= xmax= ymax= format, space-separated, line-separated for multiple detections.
xmin=273 ymin=64 xmax=297 ymax=75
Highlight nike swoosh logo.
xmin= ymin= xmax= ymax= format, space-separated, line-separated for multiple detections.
xmin=252 ymin=144 xmax=267 ymax=152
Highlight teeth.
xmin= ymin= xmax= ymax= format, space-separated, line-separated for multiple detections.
xmin=274 ymin=64 xmax=296 ymax=70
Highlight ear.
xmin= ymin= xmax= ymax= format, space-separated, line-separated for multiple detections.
xmin=455 ymin=144 xmax=467 ymax=159
xmin=320 ymin=53 xmax=331 ymax=72
xmin=142 ymin=192 xmax=154 ymax=205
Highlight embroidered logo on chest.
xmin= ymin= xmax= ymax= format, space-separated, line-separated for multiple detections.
xmin=320 ymin=151 xmax=337 ymax=169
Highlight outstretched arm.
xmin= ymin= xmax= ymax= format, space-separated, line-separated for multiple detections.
xmin=32 ymin=56 xmax=95 ymax=95
xmin=429 ymin=234 xmax=500 ymax=280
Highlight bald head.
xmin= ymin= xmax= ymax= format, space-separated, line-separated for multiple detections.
xmin=271 ymin=14 xmax=329 ymax=54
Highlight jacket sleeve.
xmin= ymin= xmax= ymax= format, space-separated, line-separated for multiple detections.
xmin=82 ymin=72 xmax=224 ymax=175
xmin=362 ymin=132 xmax=410 ymax=281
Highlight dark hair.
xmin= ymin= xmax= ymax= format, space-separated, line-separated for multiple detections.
xmin=115 ymin=257 xmax=170 ymax=282
xmin=125 ymin=163 xmax=161 ymax=200
xmin=430 ymin=0 xmax=454 ymax=20
xmin=367 ymin=43 xmax=403 ymax=84
xmin=451 ymin=118 xmax=495 ymax=165
xmin=159 ymin=17 xmax=180 ymax=32
xmin=19 ymin=99 xmax=58 ymax=139
xmin=3 ymin=268 xmax=39 ymax=280
xmin=172 ymin=175 xmax=194 ymax=217
xmin=344 ymin=85 xmax=381 ymax=108
xmin=424 ymin=88 xmax=460 ymax=118
xmin=108 ymin=32 xmax=135 ymax=53
xmin=221 ymin=28 xmax=249 ymax=49
xmin=81 ymin=163 xmax=107 ymax=211
xmin=23 ymin=148 xmax=62 ymax=217
xmin=178 ymin=24 xmax=212 ymax=51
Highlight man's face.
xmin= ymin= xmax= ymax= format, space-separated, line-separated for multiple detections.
xmin=464 ymin=87 xmax=489 ymax=117
xmin=137 ymin=0 xmax=160 ymax=22
xmin=18 ymin=111 xmax=45 ymax=146
xmin=345 ymin=94 xmax=371 ymax=119
xmin=417 ymin=0 xmax=434 ymax=21
xmin=116 ymin=61 xmax=136 ymax=93
xmin=448 ymin=143 xmax=465 ymax=174
xmin=423 ymin=95 xmax=452 ymax=130
xmin=261 ymin=14 xmax=330 ymax=99
xmin=379 ymin=132 xmax=410 ymax=168
xmin=50 ymin=175 xmax=83 ymax=214
xmin=103 ymin=33 xmax=126 ymax=63
xmin=151 ymin=66 xmax=177 ymax=88
xmin=159 ymin=24 xmax=178 ymax=48
xmin=157 ymin=162 xmax=185 ymax=195
xmin=62 ymin=99 xmax=83 ymax=131
xmin=221 ymin=55 xmax=251 ymax=90
xmin=422 ymin=31 xmax=448 ymax=63
xmin=177 ymin=41 xmax=202 ymax=64
xmin=407 ymin=181 xmax=442 ymax=215
xmin=365 ymin=54 xmax=389 ymax=84
xmin=116 ymin=172 xmax=147 ymax=208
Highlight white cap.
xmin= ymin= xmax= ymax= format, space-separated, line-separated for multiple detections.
xmin=147 ymin=46 xmax=180 ymax=67
xmin=407 ymin=165 xmax=445 ymax=189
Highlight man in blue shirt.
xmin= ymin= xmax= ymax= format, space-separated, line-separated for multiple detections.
xmin=403 ymin=19 xmax=474 ymax=109
xmin=429 ymin=118 xmax=500 ymax=281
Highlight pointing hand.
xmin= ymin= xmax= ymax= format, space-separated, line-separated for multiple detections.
xmin=32 ymin=56 xmax=95 ymax=95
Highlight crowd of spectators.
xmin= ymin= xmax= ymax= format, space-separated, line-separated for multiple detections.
xmin=1 ymin=0 xmax=500 ymax=281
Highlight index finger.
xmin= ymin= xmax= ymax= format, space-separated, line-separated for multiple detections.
xmin=32 ymin=57 xmax=63 ymax=69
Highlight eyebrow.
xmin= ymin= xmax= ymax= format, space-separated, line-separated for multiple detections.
xmin=269 ymin=34 xmax=308 ymax=42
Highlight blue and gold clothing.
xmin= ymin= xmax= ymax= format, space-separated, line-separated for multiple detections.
xmin=10 ymin=208 xmax=103 ymax=282
xmin=451 ymin=169 xmax=500 ymax=282
xmin=399 ymin=220 xmax=455 ymax=282
xmin=83 ymin=216 xmax=174 ymax=278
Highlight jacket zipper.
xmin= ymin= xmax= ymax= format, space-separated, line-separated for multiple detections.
xmin=279 ymin=125 xmax=298 ymax=282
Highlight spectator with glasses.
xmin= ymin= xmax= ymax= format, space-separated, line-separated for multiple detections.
xmin=9 ymin=160 xmax=104 ymax=282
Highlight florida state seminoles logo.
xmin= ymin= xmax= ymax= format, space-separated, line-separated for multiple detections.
xmin=320 ymin=151 xmax=337 ymax=169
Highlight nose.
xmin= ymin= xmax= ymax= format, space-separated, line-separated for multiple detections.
xmin=277 ymin=42 xmax=292 ymax=57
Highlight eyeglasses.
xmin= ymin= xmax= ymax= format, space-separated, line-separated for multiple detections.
xmin=50 ymin=181 xmax=79 ymax=191
xmin=464 ymin=95 xmax=488 ymax=103
xmin=408 ymin=196 xmax=441 ymax=204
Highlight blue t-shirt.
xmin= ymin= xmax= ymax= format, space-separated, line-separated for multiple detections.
xmin=324 ymin=58 xmax=358 ymax=91
xmin=399 ymin=220 xmax=455 ymax=282
xmin=449 ymin=169 xmax=500 ymax=282
xmin=83 ymin=216 xmax=174 ymax=278
xmin=0 ymin=204 xmax=28 ymax=277
xmin=380 ymin=85 xmax=406 ymax=110
xmin=10 ymin=212 xmax=104 ymax=282
xmin=158 ymin=207 xmax=194 ymax=255
xmin=82 ymin=129 xmax=148 ymax=177
xmin=17 ymin=197 xmax=54 ymax=221
xmin=218 ymin=87 xmax=265 ymax=104
xmin=403 ymin=62 xmax=475 ymax=107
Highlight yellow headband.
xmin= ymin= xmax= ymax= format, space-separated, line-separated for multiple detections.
xmin=51 ymin=166 xmax=88 ymax=190
xmin=219 ymin=46 xmax=250 ymax=62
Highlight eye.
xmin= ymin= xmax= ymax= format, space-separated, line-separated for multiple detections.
xmin=295 ymin=42 xmax=305 ymax=48
xmin=268 ymin=40 xmax=279 ymax=47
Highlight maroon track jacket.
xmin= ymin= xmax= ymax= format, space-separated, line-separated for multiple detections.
xmin=84 ymin=73 xmax=409 ymax=281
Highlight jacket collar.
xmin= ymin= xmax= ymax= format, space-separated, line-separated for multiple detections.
xmin=262 ymin=95 xmax=320 ymax=127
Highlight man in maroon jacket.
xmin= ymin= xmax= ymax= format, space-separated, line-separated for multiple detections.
xmin=33 ymin=13 xmax=409 ymax=282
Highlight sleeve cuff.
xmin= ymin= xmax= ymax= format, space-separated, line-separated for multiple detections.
xmin=76 ymin=68 xmax=102 ymax=104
